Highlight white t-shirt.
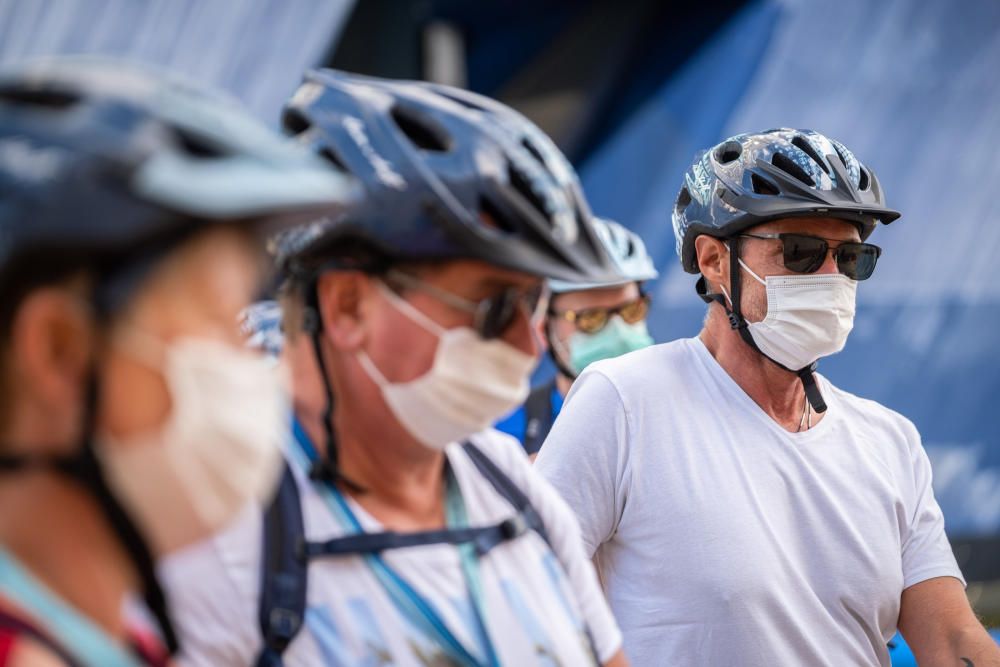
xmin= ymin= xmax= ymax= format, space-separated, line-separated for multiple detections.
xmin=160 ymin=428 xmax=621 ymax=666
xmin=535 ymin=337 xmax=963 ymax=667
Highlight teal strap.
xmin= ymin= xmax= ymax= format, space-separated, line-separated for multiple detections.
xmin=445 ymin=466 xmax=501 ymax=667
xmin=288 ymin=422 xmax=486 ymax=666
xmin=0 ymin=549 xmax=140 ymax=667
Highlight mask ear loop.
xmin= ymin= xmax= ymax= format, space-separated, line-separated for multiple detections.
xmin=303 ymin=280 xmax=366 ymax=494
xmin=695 ymin=237 xmax=827 ymax=415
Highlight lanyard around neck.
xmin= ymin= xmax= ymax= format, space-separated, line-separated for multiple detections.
xmin=289 ymin=420 xmax=501 ymax=667
xmin=0 ymin=549 xmax=141 ymax=667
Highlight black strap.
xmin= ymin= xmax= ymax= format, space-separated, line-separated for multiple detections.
xmin=255 ymin=464 xmax=308 ymax=667
xmin=254 ymin=442 xmax=595 ymax=665
xmin=522 ymin=381 xmax=557 ymax=456
xmin=303 ymin=515 xmax=531 ymax=559
xmin=0 ymin=608 xmax=82 ymax=667
xmin=697 ymin=241 xmax=828 ymax=414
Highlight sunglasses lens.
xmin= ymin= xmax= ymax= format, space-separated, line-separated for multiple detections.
xmin=618 ymin=296 xmax=650 ymax=324
xmin=782 ymin=234 xmax=827 ymax=273
xmin=478 ymin=292 xmax=518 ymax=339
xmin=836 ymin=243 xmax=881 ymax=280
xmin=575 ymin=309 xmax=609 ymax=334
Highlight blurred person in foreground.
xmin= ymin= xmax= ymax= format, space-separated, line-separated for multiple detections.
xmin=536 ymin=129 xmax=1000 ymax=666
xmin=0 ymin=59 xmax=351 ymax=666
xmin=495 ymin=218 xmax=658 ymax=456
xmin=161 ymin=69 xmax=629 ymax=666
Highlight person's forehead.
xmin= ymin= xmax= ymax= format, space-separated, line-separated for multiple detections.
xmin=750 ymin=216 xmax=862 ymax=239
xmin=552 ymin=282 xmax=638 ymax=310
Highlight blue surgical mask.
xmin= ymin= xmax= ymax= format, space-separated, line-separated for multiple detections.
xmin=566 ymin=316 xmax=654 ymax=374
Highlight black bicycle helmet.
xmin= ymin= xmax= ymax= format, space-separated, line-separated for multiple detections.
xmin=672 ymin=128 xmax=901 ymax=274
xmin=0 ymin=57 xmax=354 ymax=655
xmin=273 ymin=68 xmax=618 ymax=284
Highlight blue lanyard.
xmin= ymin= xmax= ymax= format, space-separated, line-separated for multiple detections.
xmin=289 ymin=421 xmax=501 ymax=667
xmin=0 ymin=549 xmax=141 ymax=667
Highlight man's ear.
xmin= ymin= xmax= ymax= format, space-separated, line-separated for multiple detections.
xmin=315 ymin=271 xmax=370 ymax=351
xmin=694 ymin=235 xmax=730 ymax=293
xmin=10 ymin=288 xmax=95 ymax=415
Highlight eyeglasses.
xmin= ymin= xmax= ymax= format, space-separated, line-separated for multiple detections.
xmin=385 ymin=269 xmax=548 ymax=339
xmin=550 ymin=294 xmax=651 ymax=334
xmin=739 ymin=233 xmax=882 ymax=281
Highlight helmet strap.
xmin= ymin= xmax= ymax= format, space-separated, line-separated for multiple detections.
xmin=0 ymin=371 xmax=180 ymax=654
xmin=303 ymin=280 xmax=366 ymax=494
xmin=696 ymin=238 xmax=827 ymax=414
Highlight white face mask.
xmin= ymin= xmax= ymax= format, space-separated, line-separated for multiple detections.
xmin=98 ymin=332 xmax=287 ymax=556
xmin=725 ymin=259 xmax=858 ymax=371
xmin=357 ymin=281 xmax=536 ymax=450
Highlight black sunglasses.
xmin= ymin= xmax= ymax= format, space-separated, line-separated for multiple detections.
xmin=385 ymin=269 xmax=548 ymax=339
xmin=739 ymin=233 xmax=882 ymax=281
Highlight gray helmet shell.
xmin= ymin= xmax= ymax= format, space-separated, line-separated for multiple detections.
xmin=672 ymin=128 xmax=901 ymax=274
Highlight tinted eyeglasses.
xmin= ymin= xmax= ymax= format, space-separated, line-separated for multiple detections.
xmin=739 ymin=233 xmax=882 ymax=281
xmin=385 ymin=269 xmax=548 ymax=339
xmin=550 ymin=294 xmax=651 ymax=334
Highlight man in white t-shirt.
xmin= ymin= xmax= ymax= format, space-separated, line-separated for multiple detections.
xmin=536 ymin=129 xmax=1000 ymax=666
xmin=160 ymin=69 xmax=628 ymax=666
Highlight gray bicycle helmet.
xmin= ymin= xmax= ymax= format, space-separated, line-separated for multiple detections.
xmin=549 ymin=218 xmax=658 ymax=293
xmin=273 ymin=68 xmax=618 ymax=285
xmin=672 ymin=128 xmax=900 ymax=274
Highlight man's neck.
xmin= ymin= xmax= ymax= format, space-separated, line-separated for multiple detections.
xmin=295 ymin=402 xmax=447 ymax=531
xmin=555 ymin=373 xmax=573 ymax=398
xmin=699 ymin=307 xmax=823 ymax=432
xmin=0 ymin=471 xmax=132 ymax=639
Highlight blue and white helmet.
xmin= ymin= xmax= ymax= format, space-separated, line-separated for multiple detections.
xmin=549 ymin=218 xmax=658 ymax=293
xmin=672 ymin=128 xmax=901 ymax=273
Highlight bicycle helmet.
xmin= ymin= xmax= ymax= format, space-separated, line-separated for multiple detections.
xmin=0 ymin=57 xmax=355 ymax=296
xmin=273 ymin=68 xmax=618 ymax=285
xmin=549 ymin=218 xmax=658 ymax=293
xmin=0 ymin=57 xmax=353 ymax=654
xmin=672 ymin=128 xmax=900 ymax=274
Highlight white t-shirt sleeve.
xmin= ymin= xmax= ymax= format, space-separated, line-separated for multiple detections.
xmin=158 ymin=505 xmax=262 ymax=667
xmin=898 ymin=418 xmax=965 ymax=590
xmin=477 ymin=431 xmax=624 ymax=663
xmin=535 ymin=368 xmax=630 ymax=557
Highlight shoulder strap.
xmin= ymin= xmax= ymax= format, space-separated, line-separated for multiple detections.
xmin=521 ymin=380 xmax=557 ymax=456
xmin=461 ymin=442 xmax=551 ymax=551
xmin=255 ymin=462 xmax=308 ymax=667
xmin=461 ymin=441 xmax=602 ymax=665
xmin=0 ymin=609 xmax=81 ymax=667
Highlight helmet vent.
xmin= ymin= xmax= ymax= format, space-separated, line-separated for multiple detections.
xmin=791 ymin=135 xmax=829 ymax=175
xmin=714 ymin=141 xmax=742 ymax=164
xmin=173 ymin=128 xmax=227 ymax=158
xmin=858 ymin=166 xmax=870 ymax=191
xmin=507 ymin=161 xmax=550 ymax=224
xmin=675 ymin=186 xmax=692 ymax=213
xmin=751 ymin=173 xmax=780 ymax=196
xmin=0 ymin=87 xmax=78 ymax=110
xmin=390 ymin=105 xmax=450 ymax=152
xmin=479 ymin=196 xmax=518 ymax=234
xmin=282 ymin=108 xmax=312 ymax=137
xmin=521 ymin=138 xmax=548 ymax=170
xmin=831 ymin=142 xmax=852 ymax=171
xmin=771 ymin=152 xmax=815 ymax=186
xmin=319 ymin=147 xmax=349 ymax=173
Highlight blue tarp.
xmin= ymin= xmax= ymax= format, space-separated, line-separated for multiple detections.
xmin=580 ymin=0 xmax=1000 ymax=537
